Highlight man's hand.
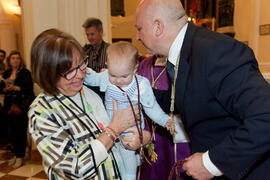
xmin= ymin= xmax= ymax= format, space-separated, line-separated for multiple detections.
xmin=183 ymin=153 xmax=214 ymax=180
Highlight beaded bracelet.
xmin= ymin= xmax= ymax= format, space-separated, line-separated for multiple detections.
xmin=104 ymin=130 xmax=115 ymax=143
xmin=105 ymin=127 xmax=117 ymax=140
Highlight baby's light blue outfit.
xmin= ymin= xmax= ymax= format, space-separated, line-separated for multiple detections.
xmin=85 ymin=68 xmax=169 ymax=180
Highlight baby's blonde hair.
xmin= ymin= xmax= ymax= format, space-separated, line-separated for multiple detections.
xmin=107 ymin=41 xmax=139 ymax=67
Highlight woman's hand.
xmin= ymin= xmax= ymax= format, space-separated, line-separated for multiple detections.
xmin=98 ymin=100 xmax=139 ymax=151
xmin=13 ymin=85 xmax=21 ymax=91
xmin=121 ymin=127 xmax=151 ymax=150
xmin=3 ymin=84 xmax=14 ymax=92
xmin=108 ymin=99 xmax=138 ymax=136
xmin=3 ymin=84 xmax=21 ymax=92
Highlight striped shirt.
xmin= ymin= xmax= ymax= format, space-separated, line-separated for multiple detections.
xmin=85 ymin=69 xmax=169 ymax=128
xmin=83 ymin=41 xmax=109 ymax=72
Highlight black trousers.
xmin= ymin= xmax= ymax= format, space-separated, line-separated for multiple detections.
xmin=9 ymin=112 xmax=28 ymax=158
xmin=0 ymin=104 xmax=9 ymax=143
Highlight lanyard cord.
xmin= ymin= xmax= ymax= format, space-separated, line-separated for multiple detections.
xmin=79 ymin=88 xmax=104 ymax=130
xmin=54 ymin=95 xmax=99 ymax=137
xmin=79 ymin=90 xmax=86 ymax=112
xmin=117 ymin=75 xmax=143 ymax=145
xmin=55 ymin=91 xmax=122 ymax=179
xmin=169 ymin=53 xmax=180 ymax=120
xmin=169 ymin=53 xmax=181 ymax=180
xmin=168 ymin=53 xmax=181 ymax=135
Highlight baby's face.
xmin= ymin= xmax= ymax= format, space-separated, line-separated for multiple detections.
xmin=107 ymin=57 xmax=136 ymax=88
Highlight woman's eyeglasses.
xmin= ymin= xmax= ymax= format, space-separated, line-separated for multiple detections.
xmin=62 ymin=56 xmax=89 ymax=80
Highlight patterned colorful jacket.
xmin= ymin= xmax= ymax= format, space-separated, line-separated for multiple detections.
xmin=28 ymin=86 xmax=123 ymax=180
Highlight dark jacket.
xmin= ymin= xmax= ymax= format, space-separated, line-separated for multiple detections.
xmin=0 ymin=68 xmax=34 ymax=111
xmin=157 ymin=23 xmax=270 ymax=179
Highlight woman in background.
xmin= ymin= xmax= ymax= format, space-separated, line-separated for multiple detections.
xmin=0 ymin=50 xmax=34 ymax=168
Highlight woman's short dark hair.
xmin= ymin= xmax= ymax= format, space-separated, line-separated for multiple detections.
xmin=7 ymin=50 xmax=25 ymax=70
xmin=31 ymin=29 xmax=85 ymax=95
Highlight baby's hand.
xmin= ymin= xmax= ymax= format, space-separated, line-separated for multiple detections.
xmin=85 ymin=68 xmax=90 ymax=74
xmin=168 ymin=114 xmax=175 ymax=135
xmin=100 ymin=68 xmax=107 ymax=72
xmin=165 ymin=121 xmax=170 ymax=131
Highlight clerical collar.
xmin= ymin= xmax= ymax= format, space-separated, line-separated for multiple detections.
xmin=167 ymin=23 xmax=188 ymax=66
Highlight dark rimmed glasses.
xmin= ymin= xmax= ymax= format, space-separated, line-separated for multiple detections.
xmin=62 ymin=56 xmax=89 ymax=80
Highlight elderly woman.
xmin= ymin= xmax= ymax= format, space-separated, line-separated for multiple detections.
xmin=29 ymin=29 xmax=150 ymax=180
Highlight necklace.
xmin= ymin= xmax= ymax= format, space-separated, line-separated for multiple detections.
xmin=169 ymin=52 xmax=181 ymax=179
xmin=150 ymin=65 xmax=167 ymax=89
xmin=56 ymin=93 xmax=121 ymax=178
xmin=117 ymin=75 xmax=144 ymax=162
xmin=79 ymin=88 xmax=104 ymax=130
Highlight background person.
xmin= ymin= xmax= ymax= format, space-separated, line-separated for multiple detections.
xmin=0 ymin=50 xmax=34 ymax=168
xmin=136 ymin=0 xmax=270 ymax=179
xmin=82 ymin=17 xmax=109 ymax=72
xmin=29 ymin=29 xmax=151 ymax=179
xmin=0 ymin=49 xmax=6 ymax=75
xmin=82 ymin=17 xmax=109 ymax=101
xmin=0 ymin=49 xmax=6 ymax=146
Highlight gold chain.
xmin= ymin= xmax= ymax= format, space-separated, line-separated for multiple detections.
xmin=151 ymin=65 xmax=167 ymax=89
xmin=170 ymin=54 xmax=181 ymax=114
xmin=168 ymin=53 xmax=181 ymax=135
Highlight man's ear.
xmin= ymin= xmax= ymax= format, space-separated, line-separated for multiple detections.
xmin=153 ymin=19 xmax=164 ymax=37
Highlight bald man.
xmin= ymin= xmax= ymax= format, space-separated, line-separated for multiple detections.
xmin=136 ymin=0 xmax=270 ymax=179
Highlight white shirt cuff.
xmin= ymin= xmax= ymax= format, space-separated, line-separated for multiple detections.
xmin=173 ymin=115 xmax=190 ymax=143
xmin=90 ymin=140 xmax=109 ymax=165
xmin=202 ymin=151 xmax=223 ymax=176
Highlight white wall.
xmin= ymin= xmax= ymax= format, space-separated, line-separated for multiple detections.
xmin=21 ymin=0 xmax=110 ymax=69
xmin=258 ymin=0 xmax=270 ymax=65
xmin=111 ymin=0 xmax=146 ymax=55
xmin=21 ymin=0 xmax=110 ymax=94
xmin=0 ymin=0 xmax=21 ymax=56
xmin=234 ymin=0 xmax=270 ymax=72
xmin=234 ymin=0 xmax=259 ymax=55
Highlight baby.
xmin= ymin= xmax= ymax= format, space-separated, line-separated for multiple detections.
xmin=85 ymin=41 xmax=171 ymax=180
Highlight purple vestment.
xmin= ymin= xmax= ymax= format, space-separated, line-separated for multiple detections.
xmin=137 ymin=55 xmax=191 ymax=180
